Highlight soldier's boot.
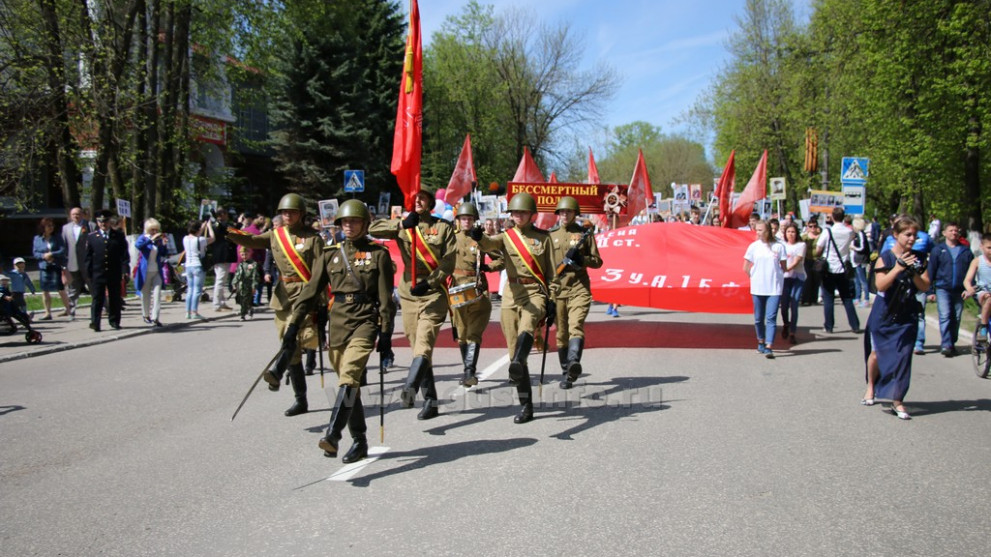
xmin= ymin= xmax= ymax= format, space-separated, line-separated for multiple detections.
xmin=318 ymin=386 xmax=355 ymax=457
xmin=560 ymin=338 xmax=585 ymax=390
xmin=457 ymin=343 xmax=468 ymax=386
xmin=508 ymin=333 xmax=534 ymax=385
xmin=342 ymin=393 xmax=369 ymax=463
xmin=558 ymin=346 xmax=569 ymax=374
xmin=263 ymin=349 xmax=292 ymax=391
xmin=284 ymin=364 xmax=309 ymax=416
xmin=417 ymin=362 xmax=440 ymax=420
xmin=400 ymin=356 xmax=428 ymax=408
xmin=514 ymin=367 xmax=534 ymax=424
xmin=304 ymin=349 xmax=316 ymax=375
xmin=462 ymin=342 xmax=480 ymax=387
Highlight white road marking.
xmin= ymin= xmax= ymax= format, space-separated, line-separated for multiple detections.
xmin=326 ymin=446 xmax=390 ymax=482
xmin=475 ymin=354 xmax=510 ymax=382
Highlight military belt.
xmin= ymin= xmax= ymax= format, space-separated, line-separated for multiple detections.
xmin=452 ymin=269 xmax=476 ymax=276
xmin=332 ymin=292 xmax=373 ymax=304
xmin=282 ymin=276 xmax=305 ymax=283
xmin=508 ymin=277 xmax=539 ymax=285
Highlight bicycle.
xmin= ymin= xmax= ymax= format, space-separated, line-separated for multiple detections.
xmin=971 ymin=321 xmax=990 ymax=378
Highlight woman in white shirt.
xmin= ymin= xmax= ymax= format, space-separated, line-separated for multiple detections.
xmin=743 ymin=220 xmax=787 ymax=358
xmin=779 ymin=222 xmax=807 ymax=344
xmin=182 ymin=219 xmax=214 ymax=319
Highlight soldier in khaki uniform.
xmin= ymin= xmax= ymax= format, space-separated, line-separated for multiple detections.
xmin=282 ymin=200 xmax=395 ymax=463
xmin=450 ymin=202 xmax=504 ymax=387
xmin=548 ymin=196 xmax=603 ymax=389
xmin=226 ymin=193 xmax=323 ymax=417
xmin=369 ymin=189 xmax=456 ymax=420
xmin=471 ymin=193 xmax=559 ymax=424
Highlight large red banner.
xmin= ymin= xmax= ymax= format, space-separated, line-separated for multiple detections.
xmin=589 ymin=223 xmax=755 ymax=314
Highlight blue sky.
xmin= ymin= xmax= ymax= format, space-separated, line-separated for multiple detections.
xmin=420 ymin=0 xmax=812 ymax=149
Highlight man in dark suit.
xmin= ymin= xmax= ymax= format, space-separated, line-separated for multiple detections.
xmin=61 ymin=206 xmax=90 ymax=319
xmin=84 ymin=211 xmax=130 ymax=331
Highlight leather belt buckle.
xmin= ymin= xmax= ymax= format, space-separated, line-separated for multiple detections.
xmin=344 ymin=293 xmax=355 ymax=303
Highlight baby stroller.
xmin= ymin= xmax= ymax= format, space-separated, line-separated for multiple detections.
xmin=0 ymin=290 xmax=42 ymax=344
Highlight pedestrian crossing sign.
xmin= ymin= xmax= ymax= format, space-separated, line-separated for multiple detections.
xmin=840 ymin=157 xmax=869 ymax=186
xmin=344 ymin=170 xmax=365 ymax=193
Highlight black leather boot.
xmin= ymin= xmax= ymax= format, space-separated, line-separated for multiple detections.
xmin=508 ymin=333 xmax=533 ymax=384
xmin=458 ymin=343 xmax=468 ymax=385
xmin=304 ymin=349 xmax=316 ymax=375
xmin=342 ymin=393 xmax=368 ymax=463
xmin=558 ymin=347 xmax=569 ymax=374
xmin=417 ymin=362 xmax=439 ymax=420
xmin=318 ymin=386 xmax=355 ymax=457
xmin=463 ymin=342 xmax=480 ymax=387
xmin=400 ymin=356 xmax=427 ymax=408
xmin=284 ymin=364 xmax=309 ymax=416
xmin=264 ymin=349 xmax=292 ymax=391
xmin=514 ymin=375 xmax=534 ymax=424
xmin=560 ymin=337 xmax=585 ymax=390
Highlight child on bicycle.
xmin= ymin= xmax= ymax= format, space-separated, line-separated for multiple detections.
xmin=963 ymin=232 xmax=991 ymax=339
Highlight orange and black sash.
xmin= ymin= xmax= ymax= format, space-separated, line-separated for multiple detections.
xmin=505 ymin=227 xmax=547 ymax=291
xmin=405 ymin=226 xmax=440 ymax=272
xmin=274 ymin=227 xmax=311 ymax=282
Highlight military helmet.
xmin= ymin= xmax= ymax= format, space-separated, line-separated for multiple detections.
xmin=455 ymin=202 xmax=479 ymax=219
xmin=277 ymin=193 xmax=306 ymax=213
xmin=507 ymin=192 xmax=537 ymax=213
xmin=335 ymin=199 xmax=371 ymax=226
xmin=555 ymin=196 xmax=580 ymax=214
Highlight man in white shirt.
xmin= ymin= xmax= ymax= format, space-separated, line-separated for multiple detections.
xmin=815 ymin=207 xmax=861 ymax=333
xmin=60 ymin=206 xmax=89 ymax=319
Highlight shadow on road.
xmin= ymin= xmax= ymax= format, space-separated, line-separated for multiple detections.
xmin=0 ymin=404 xmax=26 ymax=416
xmin=905 ymin=398 xmax=991 ymax=417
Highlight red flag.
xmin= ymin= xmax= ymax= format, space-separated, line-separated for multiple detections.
xmin=586 ymin=148 xmax=609 ymax=230
xmin=512 ymin=146 xmax=545 ymax=183
xmin=391 ymin=0 xmax=423 ymax=211
xmin=626 ymin=149 xmax=653 ymax=219
xmin=728 ymin=150 xmax=768 ymax=229
xmin=716 ymin=150 xmax=735 ymax=227
xmin=444 ymin=134 xmax=476 ymax=206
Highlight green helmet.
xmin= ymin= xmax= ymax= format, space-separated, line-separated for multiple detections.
xmin=555 ymin=196 xmax=580 ymax=214
xmin=508 ymin=192 xmax=537 ymax=213
xmin=455 ymin=202 xmax=479 ymax=219
xmin=277 ymin=193 xmax=306 ymax=213
xmin=334 ymin=199 xmax=370 ymax=225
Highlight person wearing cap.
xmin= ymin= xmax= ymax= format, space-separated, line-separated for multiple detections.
xmin=8 ymin=257 xmax=37 ymax=316
xmin=471 ymin=192 xmax=560 ymax=424
xmin=450 ymin=202 xmax=504 ymax=387
xmin=548 ymin=196 xmax=603 ymax=389
xmin=84 ymin=211 xmax=130 ymax=331
xmin=368 ymin=189 xmax=456 ymax=420
xmin=226 ymin=193 xmax=323 ymax=417
xmin=283 ymin=199 xmax=395 ymax=463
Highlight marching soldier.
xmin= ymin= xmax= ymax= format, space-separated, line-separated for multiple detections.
xmin=549 ymin=197 xmax=603 ymax=389
xmin=471 ymin=192 xmax=559 ymax=424
xmin=227 ymin=193 xmax=323 ymax=417
xmin=282 ymin=200 xmax=395 ymax=463
xmin=450 ymin=202 xmax=504 ymax=387
xmin=369 ymin=190 xmax=456 ymax=420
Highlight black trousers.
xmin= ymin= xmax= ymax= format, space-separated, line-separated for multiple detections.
xmin=90 ymin=278 xmax=123 ymax=325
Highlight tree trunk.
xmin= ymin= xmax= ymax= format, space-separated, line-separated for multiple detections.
xmin=964 ymin=106 xmax=983 ymax=233
xmin=38 ymin=0 xmax=81 ymax=210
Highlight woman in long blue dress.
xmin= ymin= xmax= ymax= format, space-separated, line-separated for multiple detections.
xmin=863 ymin=216 xmax=931 ymax=420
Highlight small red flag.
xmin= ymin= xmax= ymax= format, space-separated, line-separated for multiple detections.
xmin=587 ymin=148 xmax=609 ymax=230
xmin=716 ymin=150 xmax=735 ymax=227
xmin=512 ymin=146 xmax=545 ymax=183
xmin=444 ymin=134 xmax=476 ymax=206
xmin=627 ymin=149 xmax=654 ymax=219
xmin=391 ymin=0 xmax=423 ymax=211
xmin=728 ymin=150 xmax=768 ymax=229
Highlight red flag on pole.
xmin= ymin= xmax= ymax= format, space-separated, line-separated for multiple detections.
xmin=512 ymin=146 xmax=545 ymax=183
xmin=626 ymin=149 xmax=654 ymax=220
xmin=728 ymin=150 xmax=768 ymax=229
xmin=391 ymin=0 xmax=423 ymax=211
xmin=716 ymin=150 xmax=735 ymax=227
xmin=586 ymin=148 xmax=609 ymax=230
xmin=443 ymin=134 xmax=476 ymax=206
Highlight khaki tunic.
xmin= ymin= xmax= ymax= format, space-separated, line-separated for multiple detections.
xmin=450 ymin=230 xmax=504 ymax=344
xmin=477 ymin=223 xmax=559 ymax=356
xmin=228 ymin=225 xmax=322 ymax=364
xmin=369 ymin=213 xmax=456 ymax=359
xmin=549 ymin=222 xmax=603 ymax=343
xmin=290 ymin=237 xmax=396 ymax=387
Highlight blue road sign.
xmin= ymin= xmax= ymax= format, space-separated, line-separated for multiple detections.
xmin=344 ymin=170 xmax=365 ymax=193
xmin=840 ymin=157 xmax=869 ymax=186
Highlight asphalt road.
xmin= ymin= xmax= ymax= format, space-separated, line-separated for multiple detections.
xmin=1 ymin=303 xmax=989 ymax=556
